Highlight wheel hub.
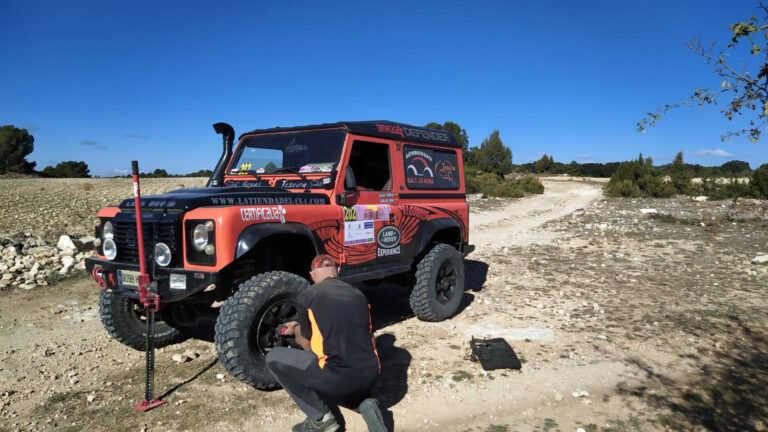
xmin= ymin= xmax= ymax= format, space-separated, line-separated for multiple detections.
xmin=435 ymin=260 xmax=458 ymax=305
xmin=250 ymin=298 xmax=299 ymax=358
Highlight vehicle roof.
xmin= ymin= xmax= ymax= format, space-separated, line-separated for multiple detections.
xmin=239 ymin=120 xmax=460 ymax=148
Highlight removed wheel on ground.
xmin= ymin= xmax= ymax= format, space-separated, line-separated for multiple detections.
xmin=98 ymin=290 xmax=184 ymax=351
xmin=409 ymin=243 xmax=465 ymax=322
xmin=214 ymin=271 xmax=308 ymax=389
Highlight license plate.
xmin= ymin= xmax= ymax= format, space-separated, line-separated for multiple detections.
xmin=118 ymin=270 xmax=139 ymax=288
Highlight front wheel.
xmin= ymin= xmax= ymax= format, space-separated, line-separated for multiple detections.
xmin=214 ymin=271 xmax=308 ymax=389
xmin=98 ymin=290 xmax=184 ymax=350
xmin=409 ymin=243 xmax=465 ymax=321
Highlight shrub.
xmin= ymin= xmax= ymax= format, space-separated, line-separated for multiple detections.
xmin=700 ymin=178 xmax=753 ymax=200
xmin=751 ymin=163 xmax=768 ymax=198
xmin=520 ymin=175 xmax=544 ymax=194
xmin=638 ymin=175 xmax=675 ymax=198
xmin=465 ymin=168 xmax=543 ymax=198
xmin=604 ymin=179 xmax=641 ymax=197
xmin=487 ymin=181 xmax=524 ymax=198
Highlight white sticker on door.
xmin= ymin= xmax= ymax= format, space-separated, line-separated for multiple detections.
xmin=344 ymin=221 xmax=375 ymax=246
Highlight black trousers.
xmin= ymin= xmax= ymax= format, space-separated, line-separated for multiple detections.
xmin=266 ymin=347 xmax=378 ymax=421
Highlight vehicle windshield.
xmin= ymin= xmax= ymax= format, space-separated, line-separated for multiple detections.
xmin=227 ymin=129 xmax=346 ymax=176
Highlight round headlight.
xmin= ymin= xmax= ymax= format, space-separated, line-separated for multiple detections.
xmin=103 ymin=238 xmax=117 ymax=260
xmin=103 ymin=221 xmax=114 ymax=239
xmin=93 ymin=218 xmax=101 ymax=227
xmin=154 ymin=242 xmax=172 ymax=267
xmin=192 ymin=224 xmax=209 ymax=251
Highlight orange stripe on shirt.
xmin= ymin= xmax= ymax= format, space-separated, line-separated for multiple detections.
xmin=307 ymin=308 xmax=327 ymax=369
xmin=368 ymin=304 xmax=381 ymax=374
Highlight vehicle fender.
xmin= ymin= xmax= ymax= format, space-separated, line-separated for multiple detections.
xmin=235 ymin=223 xmax=318 ymax=259
xmin=414 ymin=217 xmax=461 ymax=255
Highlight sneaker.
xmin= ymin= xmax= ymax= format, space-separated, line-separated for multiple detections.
xmin=358 ymin=398 xmax=386 ymax=432
xmin=292 ymin=412 xmax=340 ymax=432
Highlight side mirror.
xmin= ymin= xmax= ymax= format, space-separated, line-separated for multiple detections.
xmin=344 ymin=166 xmax=357 ymax=190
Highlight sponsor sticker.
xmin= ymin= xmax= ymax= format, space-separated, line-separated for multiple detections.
xmin=377 ymin=226 xmax=401 ymax=257
xmin=377 ymin=226 xmax=401 ymax=248
xmin=240 ymin=205 xmax=286 ymax=223
xmin=345 ymin=221 xmax=375 ymax=245
xmin=344 ymin=206 xmax=357 ymax=221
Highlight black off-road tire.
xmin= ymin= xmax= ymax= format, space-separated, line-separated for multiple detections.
xmin=98 ymin=290 xmax=184 ymax=351
xmin=409 ymin=243 xmax=465 ymax=322
xmin=214 ymin=271 xmax=308 ymax=389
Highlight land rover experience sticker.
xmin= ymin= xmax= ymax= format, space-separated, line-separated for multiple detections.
xmin=377 ymin=226 xmax=401 ymax=257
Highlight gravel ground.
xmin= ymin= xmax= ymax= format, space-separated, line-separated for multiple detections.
xmin=0 ymin=178 xmax=767 ymax=431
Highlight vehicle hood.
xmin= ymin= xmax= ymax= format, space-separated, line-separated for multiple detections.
xmin=118 ymin=187 xmax=330 ymax=211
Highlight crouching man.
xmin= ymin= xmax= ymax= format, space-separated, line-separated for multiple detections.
xmin=266 ymin=254 xmax=387 ymax=432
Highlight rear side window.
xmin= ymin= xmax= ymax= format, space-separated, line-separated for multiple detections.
xmin=403 ymin=145 xmax=459 ymax=190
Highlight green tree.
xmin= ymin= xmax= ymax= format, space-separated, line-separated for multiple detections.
xmin=264 ymin=161 xmax=278 ymax=173
xmin=534 ymin=154 xmax=556 ymax=173
xmin=751 ymin=163 xmax=768 ymax=197
xmin=563 ymin=161 xmax=581 ymax=176
xmin=639 ymin=4 xmax=768 ymax=143
xmin=152 ymin=168 xmax=169 ymax=177
xmin=475 ymin=130 xmax=513 ymax=176
xmin=425 ymin=121 xmax=470 ymax=160
xmin=0 ymin=125 xmax=36 ymax=174
xmin=720 ymin=160 xmax=751 ymax=175
xmin=669 ymin=151 xmax=692 ymax=193
xmin=42 ymin=161 xmax=90 ymax=178
xmin=184 ymin=169 xmax=213 ymax=177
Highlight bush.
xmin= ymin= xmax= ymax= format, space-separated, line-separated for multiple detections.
xmin=486 ymin=181 xmax=524 ymax=198
xmin=604 ymin=179 xmax=641 ymax=197
xmin=700 ymin=178 xmax=753 ymax=200
xmin=751 ymin=164 xmax=768 ymax=198
xmin=520 ymin=175 xmax=544 ymax=194
xmin=638 ymin=175 xmax=676 ymax=198
xmin=465 ymin=169 xmax=544 ymax=198
xmin=466 ymin=170 xmax=499 ymax=195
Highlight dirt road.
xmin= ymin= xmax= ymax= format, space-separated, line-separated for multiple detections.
xmin=2 ymin=178 xmax=767 ymax=432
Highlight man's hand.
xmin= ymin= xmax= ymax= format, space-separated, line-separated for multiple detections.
xmin=282 ymin=321 xmax=298 ymax=336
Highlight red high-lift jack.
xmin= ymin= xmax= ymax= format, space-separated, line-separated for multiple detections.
xmin=130 ymin=160 xmax=168 ymax=412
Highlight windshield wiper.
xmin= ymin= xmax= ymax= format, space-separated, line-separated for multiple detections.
xmin=271 ymin=167 xmax=307 ymax=180
xmin=245 ymin=171 xmax=263 ymax=180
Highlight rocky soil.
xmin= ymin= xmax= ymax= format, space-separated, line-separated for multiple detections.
xmin=1 ymin=177 xmax=767 ymax=432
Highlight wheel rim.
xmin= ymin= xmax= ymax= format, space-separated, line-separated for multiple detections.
xmin=435 ymin=259 xmax=458 ymax=305
xmin=127 ymin=300 xmax=148 ymax=328
xmin=249 ymin=296 xmax=299 ymax=358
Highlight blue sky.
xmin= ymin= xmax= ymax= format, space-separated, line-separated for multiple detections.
xmin=2 ymin=0 xmax=766 ymax=176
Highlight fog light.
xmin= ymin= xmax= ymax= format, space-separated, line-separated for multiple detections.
xmin=204 ymin=244 xmax=215 ymax=256
xmin=169 ymin=273 xmax=186 ymax=290
xmin=154 ymin=242 xmax=172 ymax=267
xmin=94 ymin=238 xmax=102 ymax=247
xmin=103 ymin=238 xmax=117 ymax=260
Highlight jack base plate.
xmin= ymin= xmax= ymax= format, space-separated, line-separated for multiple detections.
xmin=134 ymin=398 xmax=167 ymax=412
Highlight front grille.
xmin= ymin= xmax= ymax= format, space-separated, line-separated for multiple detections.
xmin=112 ymin=212 xmax=182 ymax=267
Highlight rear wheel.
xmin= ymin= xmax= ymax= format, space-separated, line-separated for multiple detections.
xmin=98 ymin=290 xmax=184 ymax=350
xmin=409 ymin=243 xmax=465 ymax=321
xmin=214 ymin=271 xmax=308 ymax=389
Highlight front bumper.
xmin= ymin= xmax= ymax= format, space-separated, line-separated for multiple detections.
xmin=84 ymin=257 xmax=218 ymax=303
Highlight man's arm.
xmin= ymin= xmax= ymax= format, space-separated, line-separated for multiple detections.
xmin=293 ymin=324 xmax=311 ymax=351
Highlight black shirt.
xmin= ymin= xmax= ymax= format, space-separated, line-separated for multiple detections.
xmin=297 ymin=277 xmax=380 ymax=375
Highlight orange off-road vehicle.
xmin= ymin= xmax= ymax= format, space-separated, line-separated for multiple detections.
xmin=85 ymin=121 xmax=473 ymax=389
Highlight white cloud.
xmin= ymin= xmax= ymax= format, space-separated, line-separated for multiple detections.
xmin=113 ymin=168 xmax=131 ymax=175
xmin=690 ymin=148 xmax=734 ymax=158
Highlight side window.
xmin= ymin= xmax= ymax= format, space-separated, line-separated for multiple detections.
xmin=403 ymin=145 xmax=459 ymax=190
xmin=348 ymin=141 xmax=392 ymax=191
